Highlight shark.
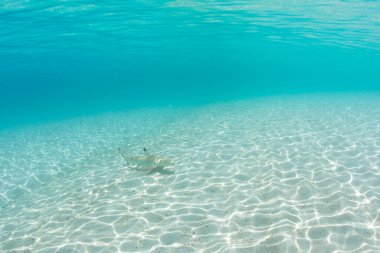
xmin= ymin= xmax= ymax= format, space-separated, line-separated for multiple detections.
xmin=118 ymin=147 xmax=174 ymax=175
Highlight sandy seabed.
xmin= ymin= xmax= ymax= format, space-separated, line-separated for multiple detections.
xmin=1 ymin=93 xmax=380 ymax=253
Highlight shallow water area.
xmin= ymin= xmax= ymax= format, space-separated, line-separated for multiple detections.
xmin=1 ymin=93 xmax=380 ymax=252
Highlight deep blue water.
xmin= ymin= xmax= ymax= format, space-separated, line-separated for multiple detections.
xmin=1 ymin=0 xmax=380 ymax=128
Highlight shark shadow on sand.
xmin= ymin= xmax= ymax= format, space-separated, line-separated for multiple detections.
xmin=118 ymin=147 xmax=174 ymax=175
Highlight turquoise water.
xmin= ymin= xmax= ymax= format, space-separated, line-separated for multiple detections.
xmin=1 ymin=1 xmax=380 ymax=252
xmin=1 ymin=0 xmax=380 ymax=127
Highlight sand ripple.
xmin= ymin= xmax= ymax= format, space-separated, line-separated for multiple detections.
xmin=1 ymin=94 xmax=380 ymax=252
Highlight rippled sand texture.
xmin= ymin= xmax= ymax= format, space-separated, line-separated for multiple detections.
xmin=1 ymin=93 xmax=380 ymax=253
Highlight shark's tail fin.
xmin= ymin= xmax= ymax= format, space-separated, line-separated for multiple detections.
xmin=118 ymin=148 xmax=129 ymax=165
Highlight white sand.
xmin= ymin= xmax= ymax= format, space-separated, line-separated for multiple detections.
xmin=1 ymin=93 xmax=380 ymax=252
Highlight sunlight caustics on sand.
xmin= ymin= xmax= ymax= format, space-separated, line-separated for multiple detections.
xmin=1 ymin=93 xmax=380 ymax=252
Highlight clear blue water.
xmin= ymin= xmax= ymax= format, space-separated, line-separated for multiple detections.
xmin=1 ymin=1 xmax=380 ymax=252
xmin=1 ymin=0 xmax=380 ymax=128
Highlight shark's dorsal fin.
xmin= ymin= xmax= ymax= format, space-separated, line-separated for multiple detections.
xmin=143 ymin=147 xmax=150 ymax=155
